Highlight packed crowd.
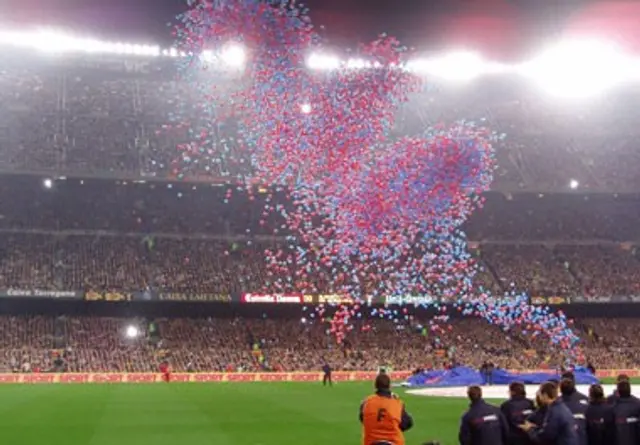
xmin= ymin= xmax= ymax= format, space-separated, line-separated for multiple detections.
xmin=0 ymin=232 xmax=639 ymax=297
xmin=0 ymin=315 xmax=637 ymax=373
xmin=1 ymin=52 xmax=640 ymax=191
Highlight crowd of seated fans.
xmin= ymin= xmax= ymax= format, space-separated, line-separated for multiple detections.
xmin=2 ymin=54 xmax=640 ymax=378
xmin=0 ymin=315 xmax=639 ymax=373
xmin=0 ymin=232 xmax=639 ymax=297
xmin=2 ymin=53 xmax=640 ymax=191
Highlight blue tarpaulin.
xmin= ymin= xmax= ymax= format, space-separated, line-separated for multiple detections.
xmin=404 ymin=366 xmax=598 ymax=387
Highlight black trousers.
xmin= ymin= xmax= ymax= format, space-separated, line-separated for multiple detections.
xmin=323 ymin=373 xmax=332 ymax=386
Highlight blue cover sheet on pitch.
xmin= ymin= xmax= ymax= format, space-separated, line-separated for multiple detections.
xmin=405 ymin=366 xmax=598 ymax=387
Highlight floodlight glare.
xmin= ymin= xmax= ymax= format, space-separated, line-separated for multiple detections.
xmin=300 ymin=103 xmax=312 ymax=114
xmin=420 ymin=51 xmax=486 ymax=82
xmin=306 ymin=53 xmax=340 ymax=71
xmin=43 ymin=178 xmax=53 ymax=189
xmin=522 ymin=39 xmax=632 ymax=99
xmin=569 ymin=179 xmax=579 ymax=190
xmin=220 ymin=43 xmax=246 ymax=68
xmin=125 ymin=326 xmax=139 ymax=338
xmin=346 ymin=58 xmax=368 ymax=69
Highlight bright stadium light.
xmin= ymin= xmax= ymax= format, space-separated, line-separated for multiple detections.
xmin=200 ymin=49 xmax=215 ymax=63
xmin=306 ymin=53 xmax=340 ymax=71
xmin=300 ymin=103 xmax=312 ymax=114
xmin=220 ymin=43 xmax=246 ymax=68
xmin=125 ymin=326 xmax=139 ymax=339
xmin=521 ymin=39 xmax=633 ymax=99
xmin=569 ymin=179 xmax=579 ymax=190
xmin=346 ymin=58 xmax=369 ymax=69
xmin=414 ymin=51 xmax=487 ymax=82
xmin=43 ymin=178 xmax=53 ymax=189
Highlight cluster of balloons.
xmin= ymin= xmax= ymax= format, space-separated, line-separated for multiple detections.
xmin=169 ymin=0 xmax=581 ymax=357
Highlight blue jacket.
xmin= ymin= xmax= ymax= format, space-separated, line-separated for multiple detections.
xmin=459 ymin=399 xmax=508 ymax=445
xmin=585 ymin=401 xmax=614 ymax=445
xmin=500 ymin=396 xmax=535 ymax=445
xmin=561 ymin=392 xmax=588 ymax=445
xmin=527 ymin=399 xmax=579 ymax=445
xmin=611 ymin=396 xmax=640 ymax=445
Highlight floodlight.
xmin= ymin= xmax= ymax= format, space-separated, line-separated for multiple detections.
xmin=34 ymin=30 xmax=76 ymax=54
xmin=220 ymin=43 xmax=246 ymax=68
xmin=300 ymin=103 xmax=312 ymax=114
xmin=43 ymin=178 xmax=53 ymax=189
xmin=346 ymin=58 xmax=368 ymax=69
xmin=306 ymin=53 xmax=340 ymax=71
xmin=200 ymin=49 xmax=215 ymax=63
xmin=521 ymin=39 xmax=633 ymax=98
xmin=125 ymin=326 xmax=139 ymax=338
xmin=569 ymin=179 xmax=579 ymax=190
xmin=417 ymin=51 xmax=486 ymax=82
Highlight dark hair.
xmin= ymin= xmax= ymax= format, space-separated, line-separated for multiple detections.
xmin=535 ymin=393 xmax=543 ymax=407
xmin=617 ymin=380 xmax=632 ymax=398
xmin=560 ymin=378 xmax=576 ymax=396
xmin=540 ymin=381 xmax=559 ymax=399
xmin=509 ymin=382 xmax=526 ymax=397
xmin=375 ymin=373 xmax=391 ymax=391
xmin=561 ymin=371 xmax=575 ymax=382
xmin=589 ymin=384 xmax=605 ymax=401
xmin=617 ymin=374 xmax=630 ymax=383
xmin=468 ymin=385 xmax=483 ymax=402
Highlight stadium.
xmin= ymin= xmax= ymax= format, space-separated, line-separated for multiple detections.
xmin=3 ymin=1 xmax=640 ymax=444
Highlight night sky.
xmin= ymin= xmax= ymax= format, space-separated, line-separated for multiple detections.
xmin=1 ymin=0 xmax=639 ymax=59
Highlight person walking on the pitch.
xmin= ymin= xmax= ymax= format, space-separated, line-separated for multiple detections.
xmin=360 ymin=373 xmax=413 ymax=445
xmin=585 ymin=384 xmax=614 ymax=445
xmin=500 ymin=382 xmax=535 ymax=445
xmin=611 ymin=380 xmax=640 ymax=445
xmin=322 ymin=362 xmax=332 ymax=386
xmin=459 ymin=385 xmax=509 ymax=445
xmin=159 ymin=360 xmax=171 ymax=383
xmin=519 ymin=381 xmax=578 ymax=445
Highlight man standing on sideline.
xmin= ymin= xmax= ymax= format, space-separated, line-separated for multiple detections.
xmin=459 ymin=385 xmax=509 ymax=445
xmin=607 ymin=374 xmax=636 ymax=404
xmin=500 ymin=382 xmax=535 ymax=445
xmin=519 ymin=381 xmax=578 ymax=445
xmin=585 ymin=384 xmax=614 ymax=445
xmin=360 ymin=373 xmax=413 ymax=445
xmin=611 ymin=380 xmax=640 ymax=445
xmin=322 ymin=362 xmax=332 ymax=387
xmin=560 ymin=372 xmax=588 ymax=404
xmin=559 ymin=378 xmax=588 ymax=445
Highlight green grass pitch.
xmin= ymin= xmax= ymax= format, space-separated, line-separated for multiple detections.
xmin=0 ymin=379 xmax=623 ymax=445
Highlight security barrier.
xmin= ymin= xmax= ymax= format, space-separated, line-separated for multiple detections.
xmin=0 ymin=370 xmax=413 ymax=384
xmin=0 ymin=369 xmax=631 ymax=384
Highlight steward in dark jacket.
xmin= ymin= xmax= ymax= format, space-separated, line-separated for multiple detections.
xmin=611 ymin=381 xmax=640 ymax=445
xmin=585 ymin=384 xmax=614 ymax=445
xmin=526 ymin=393 xmax=547 ymax=429
xmin=559 ymin=378 xmax=588 ymax=445
xmin=521 ymin=382 xmax=578 ymax=445
xmin=459 ymin=385 xmax=509 ymax=445
xmin=500 ymin=382 xmax=535 ymax=445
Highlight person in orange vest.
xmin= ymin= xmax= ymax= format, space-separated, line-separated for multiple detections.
xmin=360 ymin=373 xmax=413 ymax=445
